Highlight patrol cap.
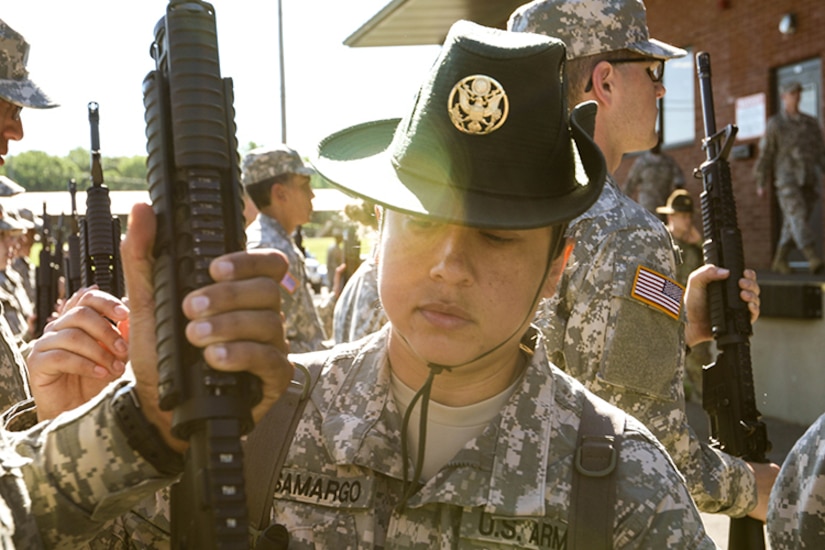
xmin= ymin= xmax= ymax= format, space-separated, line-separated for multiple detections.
xmin=781 ymin=81 xmax=802 ymax=94
xmin=242 ymin=144 xmax=315 ymax=187
xmin=313 ymin=21 xmax=606 ymax=230
xmin=0 ymin=19 xmax=57 ymax=109
xmin=508 ymin=0 xmax=686 ymax=60
xmin=0 ymin=203 xmax=24 ymax=233
xmin=0 ymin=175 xmax=24 ymax=196
xmin=656 ymin=189 xmax=693 ymax=214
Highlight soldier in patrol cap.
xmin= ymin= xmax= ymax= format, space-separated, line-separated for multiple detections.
xmin=261 ymin=20 xmax=713 ymax=548
xmin=243 ymin=144 xmax=327 ymax=353
xmin=0 ymin=202 xmax=31 ymax=343
xmin=754 ymin=79 xmax=825 ymax=274
xmin=624 ymin=138 xmax=686 ymax=214
xmin=509 ymin=0 xmax=778 ymax=522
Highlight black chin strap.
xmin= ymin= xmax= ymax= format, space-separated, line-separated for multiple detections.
xmin=395 ymin=227 xmax=566 ymax=511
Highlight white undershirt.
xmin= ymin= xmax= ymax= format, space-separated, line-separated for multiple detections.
xmin=390 ymin=371 xmax=521 ymax=481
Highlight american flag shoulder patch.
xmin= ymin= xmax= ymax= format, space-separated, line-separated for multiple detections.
xmin=281 ymin=272 xmax=298 ymax=295
xmin=630 ymin=266 xmax=684 ymax=320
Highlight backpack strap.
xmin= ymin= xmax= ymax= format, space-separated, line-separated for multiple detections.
xmin=567 ymin=395 xmax=626 ymax=550
xmin=244 ymin=361 xmax=324 ymax=534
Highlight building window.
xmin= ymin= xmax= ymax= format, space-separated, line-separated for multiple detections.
xmin=662 ymin=48 xmax=695 ymax=147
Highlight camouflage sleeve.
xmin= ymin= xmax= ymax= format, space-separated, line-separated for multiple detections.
xmin=614 ymin=418 xmax=718 ymax=549
xmin=10 ymin=382 xmax=176 ymax=549
xmin=0 ymin=316 xmax=31 ymax=413
xmin=549 ymin=223 xmax=756 ymax=516
xmin=767 ymin=412 xmax=825 ymax=549
xmin=754 ymin=119 xmax=777 ymax=191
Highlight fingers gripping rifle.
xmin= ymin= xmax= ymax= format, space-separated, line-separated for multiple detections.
xmin=143 ymin=1 xmax=261 ymax=548
xmin=77 ymin=103 xmax=125 ymax=297
xmin=695 ymin=52 xmax=770 ymax=550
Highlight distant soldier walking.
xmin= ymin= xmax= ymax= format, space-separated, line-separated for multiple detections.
xmin=754 ymin=81 xmax=825 ymax=274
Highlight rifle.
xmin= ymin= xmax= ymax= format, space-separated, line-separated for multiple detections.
xmin=34 ymin=204 xmax=61 ymax=337
xmin=695 ymin=51 xmax=770 ymax=550
xmin=78 ymin=102 xmax=124 ymax=297
xmin=63 ymin=179 xmax=82 ymax=297
xmin=143 ymin=1 xmax=260 ymax=548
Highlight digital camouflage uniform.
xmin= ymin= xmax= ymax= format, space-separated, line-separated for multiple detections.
xmin=332 ymin=255 xmax=387 ymax=344
xmin=11 ymin=256 xmax=35 ymax=307
xmin=0 ymin=314 xmax=30 ymax=413
xmin=0 ymin=270 xmax=31 ymax=343
xmin=0 ymin=381 xmax=176 ymax=549
xmin=624 ymin=150 xmax=686 ymax=214
xmin=509 ymin=0 xmax=757 ymax=517
xmin=246 ymin=214 xmax=326 ymax=354
xmin=767 ymin=412 xmax=825 ymax=549
xmin=754 ymin=109 xmax=825 ymax=251
xmin=534 ymin=177 xmax=756 ymax=516
xmin=266 ymin=326 xmax=715 ymax=549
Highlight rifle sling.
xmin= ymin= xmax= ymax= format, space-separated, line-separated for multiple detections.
xmin=567 ymin=396 xmax=625 ymax=550
xmin=244 ymin=361 xmax=324 ymax=533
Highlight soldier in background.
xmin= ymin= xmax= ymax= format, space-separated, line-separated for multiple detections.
xmin=656 ymin=189 xmax=710 ymax=402
xmin=755 ymin=80 xmax=825 ymax=274
xmin=11 ymin=207 xmax=38 ymax=305
xmin=0 ymin=204 xmax=31 ymax=343
xmin=624 ymin=138 xmax=686 ymax=215
xmin=243 ymin=145 xmax=327 ymax=353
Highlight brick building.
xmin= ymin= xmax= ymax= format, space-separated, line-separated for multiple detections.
xmin=349 ymin=0 xmax=825 ymax=269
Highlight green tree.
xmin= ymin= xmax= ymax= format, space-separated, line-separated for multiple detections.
xmin=1 ymin=151 xmax=82 ymax=191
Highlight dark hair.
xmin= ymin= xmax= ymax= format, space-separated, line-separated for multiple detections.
xmin=245 ymin=173 xmax=292 ymax=209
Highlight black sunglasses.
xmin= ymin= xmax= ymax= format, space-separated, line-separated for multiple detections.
xmin=584 ymin=58 xmax=665 ymax=92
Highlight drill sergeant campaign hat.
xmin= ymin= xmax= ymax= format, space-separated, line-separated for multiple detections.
xmin=242 ymin=144 xmax=315 ymax=187
xmin=0 ymin=19 xmax=57 ymax=109
xmin=508 ymin=0 xmax=686 ymax=60
xmin=656 ymin=189 xmax=693 ymax=215
xmin=313 ymin=20 xmax=606 ymax=230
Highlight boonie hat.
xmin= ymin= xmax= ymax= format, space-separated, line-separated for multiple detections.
xmin=0 ymin=175 xmax=24 ymax=196
xmin=0 ymin=19 xmax=57 ymax=109
xmin=242 ymin=144 xmax=315 ymax=187
xmin=656 ymin=189 xmax=693 ymax=215
xmin=313 ymin=20 xmax=606 ymax=230
xmin=508 ymin=0 xmax=686 ymax=60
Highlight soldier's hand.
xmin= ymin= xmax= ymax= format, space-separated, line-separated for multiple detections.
xmin=684 ymin=265 xmax=760 ymax=347
xmin=121 ymin=203 xmax=293 ymax=453
xmin=27 ymin=286 xmax=129 ymax=421
xmin=746 ymin=460 xmax=780 ymax=522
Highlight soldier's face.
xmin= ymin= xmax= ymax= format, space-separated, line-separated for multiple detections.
xmin=614 ymin=61 xmax=665 ymax=154
xmin=283 ymin=174 xmax=314 ymax=227
xmin=0 ymin=99 xmax=23 ymax=167
xmin=377 ymin=209 xmax=567 ymax=371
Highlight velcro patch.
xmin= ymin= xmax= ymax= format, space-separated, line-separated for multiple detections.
xmin=630 ymin=266 xmax=684 ymax=320
xmin=274 ymin=468 xmax=373 ymax=509
xmin=280 ymin=272 xmax=298 ymax=295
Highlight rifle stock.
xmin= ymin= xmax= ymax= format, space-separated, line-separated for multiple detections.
xmin=143 ymin=1 xmax=260 ymax=547
xmin=695 ymin=51 xmax=770 ymax=550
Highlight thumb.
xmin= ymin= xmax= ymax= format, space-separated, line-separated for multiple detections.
xmin=120 ymin=202 xmax=157 ymax=320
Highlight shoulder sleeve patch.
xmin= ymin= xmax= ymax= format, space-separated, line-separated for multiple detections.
xmin=630 ymin=266 xmax=684 ymax=320
xmin=281 ymin=272 xmax=299 ymax=295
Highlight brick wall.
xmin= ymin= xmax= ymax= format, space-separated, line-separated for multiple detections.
xmin=614 ymin=0 xmax=825 ymax=269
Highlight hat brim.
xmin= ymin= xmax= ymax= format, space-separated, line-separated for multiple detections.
xmin=628 ymin=37 xmax=687 ymax=60
xmin=0 ymin=78 xmax=58 ymax=109
xmin=313 ymin=103 xmax=606 ymax=230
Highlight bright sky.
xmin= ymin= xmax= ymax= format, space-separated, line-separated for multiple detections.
xmin=2 ymin=0 xmax=441 ymax=159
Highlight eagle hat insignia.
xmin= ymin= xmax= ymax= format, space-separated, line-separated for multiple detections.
xmin=447 ymin=74 xmax=509 ymax=135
